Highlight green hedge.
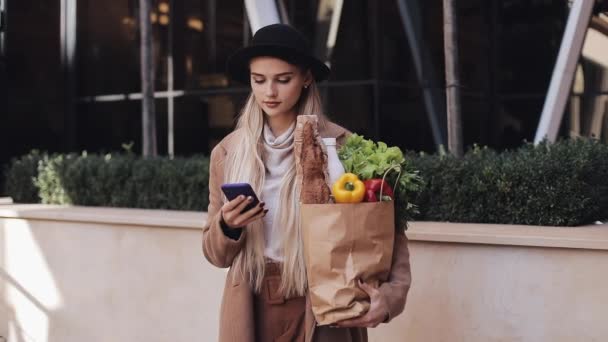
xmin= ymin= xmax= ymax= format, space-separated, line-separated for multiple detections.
xmin=410 ymin=139 xmax=608 ymax=226
xmin=3 ymin=151 xmax=210 ymax=211
xmin=4 ymin=138 xmax=608 ymax=226
xmin=3 ymin=150 xmax=43 ymax=203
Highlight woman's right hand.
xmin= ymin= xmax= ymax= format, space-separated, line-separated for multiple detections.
xmin=221 ymin=195 xmax=267 ymax=229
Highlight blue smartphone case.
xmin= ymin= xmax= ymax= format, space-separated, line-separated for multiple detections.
xmin=220 ymin=183 xmax=260 ymax=213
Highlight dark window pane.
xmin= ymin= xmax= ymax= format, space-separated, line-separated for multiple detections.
xmin=379 ymin=85 xmax=436 ymax=152
xmin=326 ymin=85 xmax=374 ymax=135
xmin=330 ymin=1 xmax=372 ymax=81
xmin=496 ymin=97 xmax=545 ymax=148
xmin=77 ymin=0 xmax=140 ymax=95
xmin=498 ymin=1 xmax=566 ymax=93
xmin=2 ymin=0 xmax=64 ymax=162
xmin=176 ymin=0 xmax=244 ymax=89
xmin=76 ymin=100 xmax=141 ymax=152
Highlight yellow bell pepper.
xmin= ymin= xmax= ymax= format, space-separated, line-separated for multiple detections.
xmin=332 ymin=173 xmax=365 ymax=203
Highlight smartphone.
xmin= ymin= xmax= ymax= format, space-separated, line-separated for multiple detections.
xmin=220 ymin=183 xmax=261 ymax=213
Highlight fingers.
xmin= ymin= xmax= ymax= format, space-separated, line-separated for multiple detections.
xmin=221 ymin=196 xmax=251 ymax=226
xmin=333 ymin=280 xmax=383 ymax=328
xmin=358 ymin=279 xmax=380 ymax=298
xmin=239 ymin=206 xmax=268 ymax=227
xmin=233 ymin=202 xmax=266 ymax=226
xmin=223 ymin=195 xmax=246 ymax=211
xmin=235 ymin=196 xmax=256 ymax=213
xmin=222 ymin=199 xmax=267 ymax=229
xmin=240 ymin=202 xmax=266 ymax=221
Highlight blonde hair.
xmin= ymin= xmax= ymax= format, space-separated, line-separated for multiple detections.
xmin=224 ymin=80 xmax=326 ymax=297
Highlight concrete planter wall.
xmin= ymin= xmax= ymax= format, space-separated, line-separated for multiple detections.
xmin=1 ymin=204 xmax=607 ymax=342
xmin=381 ymin=222 xmax=608 ymax=342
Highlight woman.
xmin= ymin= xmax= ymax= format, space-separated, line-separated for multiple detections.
xmin=202 ymin=23 xmax=411 ymax=342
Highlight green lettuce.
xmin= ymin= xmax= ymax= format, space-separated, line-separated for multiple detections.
xmin=338 ymin=133 xmax=405 ymax=180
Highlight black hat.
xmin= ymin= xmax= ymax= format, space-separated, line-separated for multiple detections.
xmin=226 ymin=24 xmax=330 ymax=84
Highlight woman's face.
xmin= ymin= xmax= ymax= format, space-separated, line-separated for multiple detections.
xmin=249 ymin=56 xmax=312 ymax=119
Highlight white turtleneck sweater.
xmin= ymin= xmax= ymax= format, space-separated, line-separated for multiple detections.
xmin=261 ymin=122 xmax=296 ymax=261
xmin=260 ymin=122 xmax=344 ymax=261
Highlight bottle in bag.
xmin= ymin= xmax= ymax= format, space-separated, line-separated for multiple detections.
xmin=322 ymin=137 xmax=346 ymax=195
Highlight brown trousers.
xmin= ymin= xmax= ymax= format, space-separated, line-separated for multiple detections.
xmin=254 ymin=261 xmax=306 ymax=342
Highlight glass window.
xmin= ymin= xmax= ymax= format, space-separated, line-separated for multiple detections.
xmin=75 ymin=100 xmax=141 ymax=152
xmin=179 ymin=0 xmax=245 ymax=89
xmin=2 ymin=0 xmax=64 ymax=161
xmin=77 ymin=0 xmax=140 ymax=95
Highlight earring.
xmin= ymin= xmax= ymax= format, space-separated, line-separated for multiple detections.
xmin=304 ymin=84 xmax=309 ymax=89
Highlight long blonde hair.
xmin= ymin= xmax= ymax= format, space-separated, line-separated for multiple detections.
xmin=224 ymin=80 xmax=326 ymax=297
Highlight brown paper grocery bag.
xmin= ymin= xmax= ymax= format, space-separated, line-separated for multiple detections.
xmin=301 ymin=201 xmax=395 ymax=326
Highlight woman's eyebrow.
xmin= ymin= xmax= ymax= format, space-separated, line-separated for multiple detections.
xmin=250 ymin=72 xmax=294 ymax=77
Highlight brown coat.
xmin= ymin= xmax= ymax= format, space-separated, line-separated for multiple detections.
xmin=202 ymin=122 xmax=412 ymax=342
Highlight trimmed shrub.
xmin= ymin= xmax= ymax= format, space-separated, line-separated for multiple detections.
xmin=410 ymin=139 xmax=608 ymax=226
xmin=3 ymin=150 xmax=44 ymax=203
xmin=5 ymin=151 xmax=210 ymax=211
xmin=4 ymin=138 xmax=608 ymax=226
xmin=35 ymin=153 xmax=75 ymax=205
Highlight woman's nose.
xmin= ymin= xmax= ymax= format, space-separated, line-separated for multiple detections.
xmin=265 ymin=82 xmax=277 ymax=97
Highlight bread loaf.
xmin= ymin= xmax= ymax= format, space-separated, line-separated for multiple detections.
xmin=294 ymin=115 xmax=332 ymax=204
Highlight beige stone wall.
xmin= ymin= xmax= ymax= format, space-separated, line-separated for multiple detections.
xmin=1 ymin=205 xmax=607 ymax=342
xmin=0 ymin=205 xmax=223 ymax=342
xmin=371 ymin=241 xmax=608 ymax=342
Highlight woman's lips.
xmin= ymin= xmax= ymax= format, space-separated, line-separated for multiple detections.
xmin=263 ymin=101 xmax=281 ymax=108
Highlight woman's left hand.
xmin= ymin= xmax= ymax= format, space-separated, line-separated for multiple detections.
xmin=333 ymin=279 xmax=389 ymax=328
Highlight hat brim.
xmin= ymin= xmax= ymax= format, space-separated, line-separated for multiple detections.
xmin=226 ymin=45 xmax=330 ymax=85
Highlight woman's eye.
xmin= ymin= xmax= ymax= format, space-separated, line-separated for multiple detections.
xmin=253 ymin=79 xmax=264 ymax=84
xmin=277 ymin=78 xmax=291 ymax=84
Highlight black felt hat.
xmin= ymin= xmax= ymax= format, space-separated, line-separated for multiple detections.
xmin=226 ymin=24 xmax=330 ymax=84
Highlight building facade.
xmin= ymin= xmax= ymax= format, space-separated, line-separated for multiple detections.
xmin=1 ymin=0 xmax=605 ymax=172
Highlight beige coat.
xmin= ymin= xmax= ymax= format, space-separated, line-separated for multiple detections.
xmin=202 ymin=122 xmax=412 ymax=342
